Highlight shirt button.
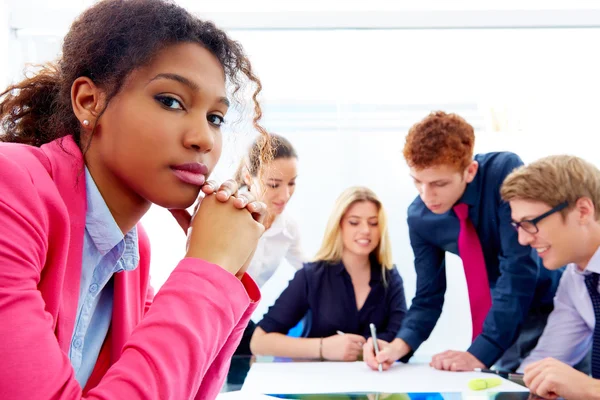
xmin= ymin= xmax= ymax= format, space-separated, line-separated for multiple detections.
xmin=89 ymin=283 xmax=99 ymax=293
xmin=73 ymin=338 xmax=83 ymax=349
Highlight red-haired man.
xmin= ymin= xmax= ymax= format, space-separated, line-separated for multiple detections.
xmin=364 ymin=111 xmax=564 ymax=372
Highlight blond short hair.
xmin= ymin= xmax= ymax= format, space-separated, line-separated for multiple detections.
xmin=313 ymin=186 xmax=394 ymax=279
xmin=501 ymin=155 xmax=600 ymax=219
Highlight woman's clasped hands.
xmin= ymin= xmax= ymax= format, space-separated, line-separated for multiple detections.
xmin=170 ymin=179 xmax=267 ymax=279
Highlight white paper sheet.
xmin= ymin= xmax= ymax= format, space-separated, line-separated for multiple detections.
xmin=241 ymin=362 xmax=529 ymax=394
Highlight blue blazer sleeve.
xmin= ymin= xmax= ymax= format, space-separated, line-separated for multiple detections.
xmin=467 ymin=154 xmax=540 ymax=366
xmin=257 ymin=267 xmax=310 ymax=334
xmin=396 ymin=220 xmax=446 ymax=356
xmin=378 ymin=267 xmax=407 ymax=342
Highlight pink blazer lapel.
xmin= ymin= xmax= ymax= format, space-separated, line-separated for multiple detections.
xmin=111 ymin=265 xmax=142 ymax=361
xmin=41 ymin=135 xmax=87 ymax=354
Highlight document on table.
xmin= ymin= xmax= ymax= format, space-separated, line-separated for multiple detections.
xmin=241 ymin=362 xmax=529 ymax=394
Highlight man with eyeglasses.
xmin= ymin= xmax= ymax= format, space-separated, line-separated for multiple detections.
xmin=364 ymin=111 xmax=562 ymax=373
xmin=502 ymin=155 xmax=600 ymax=400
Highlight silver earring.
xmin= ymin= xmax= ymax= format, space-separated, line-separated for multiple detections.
xmin=82 ymin=120 xmax=90 ymax=127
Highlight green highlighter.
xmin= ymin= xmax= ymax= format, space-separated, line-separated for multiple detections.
xmin=468 ymin=377 xmax=503 ymax=391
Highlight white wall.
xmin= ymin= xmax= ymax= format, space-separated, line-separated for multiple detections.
xmin=0 ymin=1 xmax=9 ymax=90
xmin=5 ymin=3 xmax=600 ymax=358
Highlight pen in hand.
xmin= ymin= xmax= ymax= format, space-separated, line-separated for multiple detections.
xmin=369 ymin=323 xmax=383 ymax=372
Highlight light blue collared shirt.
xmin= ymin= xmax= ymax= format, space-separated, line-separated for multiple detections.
xmin=519 ymin=246 xmax=600 ymax=371
xmin=68 ymin=168 xmax=139 ymax=387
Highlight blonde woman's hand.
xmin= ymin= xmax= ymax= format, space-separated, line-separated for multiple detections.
xmin=322 ymin=334 xmax=366 ymax=361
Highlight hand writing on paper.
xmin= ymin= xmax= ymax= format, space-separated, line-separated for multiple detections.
xmin=524 ymin=357 xmax=600 ymax=400
xmin=363 ymin=338 xmax=410 ymax=371
xmin=323 ymin=334 xmax=366 ymax=361
xmin=430 ymin=350 xmax=485 ymax=371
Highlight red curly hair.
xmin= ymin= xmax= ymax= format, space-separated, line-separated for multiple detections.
xmin=403 ymin=111 xmax=475 ymax=171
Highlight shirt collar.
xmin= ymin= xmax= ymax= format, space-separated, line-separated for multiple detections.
xmin=121 ymin=228 xmax=140 ymax=271
xmin=457 ymin=171 xmax=480 ymax=207
xmin=85 ymin=168 xmax=139 ymax=269
xmin=573 ymin=245 xmax=600 ymax=275
xmin=331 ymin=260 xmax=345 ymax=275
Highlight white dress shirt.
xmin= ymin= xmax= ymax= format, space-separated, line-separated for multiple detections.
xmin=519 ymin=245 xmax=600 ymax=371
xmin=246 ymin=212 xmax=305 ymax=288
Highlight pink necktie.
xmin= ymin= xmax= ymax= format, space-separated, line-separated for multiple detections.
xmin=453 ymin=203 xmax=492 ymax=341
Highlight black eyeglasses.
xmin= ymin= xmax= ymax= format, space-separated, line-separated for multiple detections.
xmin=511 ymin=201 xmax=568 ymax=234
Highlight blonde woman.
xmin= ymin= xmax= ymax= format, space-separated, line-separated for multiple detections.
xmin=250 ymin=187 xmax=407 ymax=361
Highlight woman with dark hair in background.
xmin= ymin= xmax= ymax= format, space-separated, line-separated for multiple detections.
xmin=232 ymin=134 xmax=305 ymax=355
xmin=235 ymin=134 xmax=305 ymax=288
xmin=0 ymin=0 xmax=270 ymax=398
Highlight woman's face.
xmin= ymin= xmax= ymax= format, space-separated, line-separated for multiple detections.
xmin=250 ymin=157 xmax=298 ymax=216
xmin=85 ymin=42 xmax=228 ymax=210
xmin=340 ymin=200 xmax=381 ymax=257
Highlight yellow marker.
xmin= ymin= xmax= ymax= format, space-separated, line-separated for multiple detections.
xmin=468 ymin=377 xmax=502 ymax=391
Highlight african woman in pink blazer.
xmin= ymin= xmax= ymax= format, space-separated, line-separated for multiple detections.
xmin=0 ymin=0 xmax=268 ymax=399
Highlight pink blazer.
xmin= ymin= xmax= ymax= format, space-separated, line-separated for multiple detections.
xmin=0 ymin=135 xmax=260 ymax=399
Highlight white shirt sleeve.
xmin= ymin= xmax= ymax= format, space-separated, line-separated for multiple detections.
xmin=518 ymin=269 xmax=592 ymax=371
xmin=285 ymin=219 xmax=305 ymax=271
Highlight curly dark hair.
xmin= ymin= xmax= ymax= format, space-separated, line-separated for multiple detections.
xmin=403 ymin=111 xmax=475 ymax=170
xmin=0 ymin=0 xmax=269 ymax=160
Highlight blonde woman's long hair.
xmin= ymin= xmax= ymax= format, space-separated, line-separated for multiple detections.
xmin=313 ymin=186 xmax=394 ymax=282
